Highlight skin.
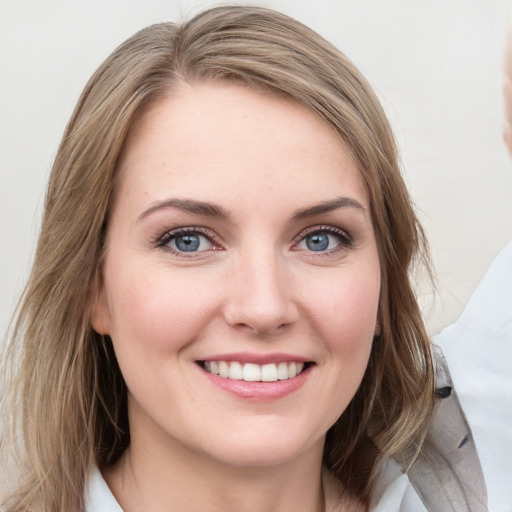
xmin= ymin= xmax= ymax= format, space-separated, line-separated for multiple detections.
xmin=93 ymin=81 xmax=380 ymax=512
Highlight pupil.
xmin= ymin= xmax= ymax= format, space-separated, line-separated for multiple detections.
xmin=176 ymin=235 xmax=200 ymax=252
xmin=306 ymin=233 xmax=329 ymax=251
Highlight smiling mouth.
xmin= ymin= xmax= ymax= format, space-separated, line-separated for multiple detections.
xmin=199 ymin=361 xmax=312 ymax=382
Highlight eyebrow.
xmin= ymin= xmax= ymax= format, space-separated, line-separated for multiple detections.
xmin=137 ymin=196 xmax=366 ymax=223
xmin=291 ymin=197 xmax=366 ymax=220
xmin=137 ymin=198 xmax=229 ymax=222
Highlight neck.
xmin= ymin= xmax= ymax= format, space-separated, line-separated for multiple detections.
xmin=102 ymin=398 xmax=364 ymax=512
xmin=104 ymin=438 xmax=327 ymax=512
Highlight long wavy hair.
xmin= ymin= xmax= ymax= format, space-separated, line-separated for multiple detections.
xmin=1 ymin=6 xmax=434 ymax=511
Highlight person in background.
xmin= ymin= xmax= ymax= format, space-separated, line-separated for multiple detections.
xmin=433 ymin=13 xmax=512 ymax=511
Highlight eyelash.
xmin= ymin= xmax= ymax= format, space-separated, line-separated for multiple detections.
xmin=154 ymin=225 xmax=352 ymax=256
xmin=155 ymin=227 xmax=222 ymax=256
xmin=292 ymin=225 xmax=353 ymax=254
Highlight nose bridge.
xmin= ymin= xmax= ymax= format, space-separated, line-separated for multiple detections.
xmin=224 ymin=244 xmax=296 ymax=334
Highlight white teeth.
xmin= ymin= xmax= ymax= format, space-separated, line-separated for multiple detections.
xmin=261 ymin=363 xmax=278 ymax=382
xmin=229 ymin=361 xmax=243 ymax=380
xmin=203 ymin=361 xmax=307 ymax=381
xmin=242 ymin=363 xmax=261 ymax=382
xmin=218 ymin=361 xmax=229 ymax=378
xmin=277 ymin=362 xmax=288 ymax=380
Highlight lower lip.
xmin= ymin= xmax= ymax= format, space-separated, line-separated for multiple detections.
xmin=200 ymin=365 xmax=312 ymax=400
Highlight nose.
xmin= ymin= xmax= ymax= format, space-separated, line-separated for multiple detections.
xmin=223 ymin=249 xmax=299 ymax=336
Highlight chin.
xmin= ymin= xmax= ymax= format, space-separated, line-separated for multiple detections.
xmin=194 ymin=426 xmax=325 ymax=469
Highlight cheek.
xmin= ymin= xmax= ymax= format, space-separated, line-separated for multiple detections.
xmin=104 ymin=264 xmax=218 ymax=355
xmin=296 ymin=268 xmax=380 ymax=429
xmin=311 ymin=269 xmax=380 ymax=346
xmin=307 ymin=266 xmax=379 ymax=396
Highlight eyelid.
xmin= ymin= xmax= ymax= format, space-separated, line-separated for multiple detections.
xmin=153 ymin=224 xmax=352 ymax=256
xmin=291 ymin=225 xmax=353 ymax=252
xmin=155 ymin=226 xmax=223 ymax=254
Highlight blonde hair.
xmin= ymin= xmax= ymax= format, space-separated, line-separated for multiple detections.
xmin=1 ymin=6 xmax=434 ymax=510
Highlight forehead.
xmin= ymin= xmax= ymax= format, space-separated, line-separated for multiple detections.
xmin=116 ymin=81 xmax=368 ymax=210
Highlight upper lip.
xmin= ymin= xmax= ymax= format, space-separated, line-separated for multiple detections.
xmin=197 ymin=352 xmax=312 ymax=365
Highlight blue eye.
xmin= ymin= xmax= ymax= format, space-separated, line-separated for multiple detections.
xmin=174 ymin=234 xmax=202 ymax=252
xmin=158 ymin=229 xmax=215 ymax=253
xmin=305 ymin=232 xmax=330 ymax=251
xmin=297 ymin=228 xmax=350 ymax=253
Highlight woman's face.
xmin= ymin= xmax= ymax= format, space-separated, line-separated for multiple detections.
xmin=93 ymin=82 xmax=381 ymax=468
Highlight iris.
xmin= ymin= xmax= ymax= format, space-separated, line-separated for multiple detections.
xmin=175 ymin=234 xmax=200 ymax=252
xmin=306 ymin=233 xmax=329 ymax=251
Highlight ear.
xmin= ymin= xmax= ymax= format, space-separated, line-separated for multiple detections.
xmin=91 ymin=272 xmax=111 ymax=335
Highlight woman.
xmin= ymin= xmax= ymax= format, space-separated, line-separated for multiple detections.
xmin=0 ymin=6 xmax=486 ymax=511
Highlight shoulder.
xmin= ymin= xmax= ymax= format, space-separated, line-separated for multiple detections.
xmin=433 ymin=243 xmax=512 ymax=509
xmin=368 ymin=343 xmax=489 ymax=511
xmin=322 ymin=462 xmax=425 ymax=512
xmin=371 ymin=345 xmax=487 ymax=511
